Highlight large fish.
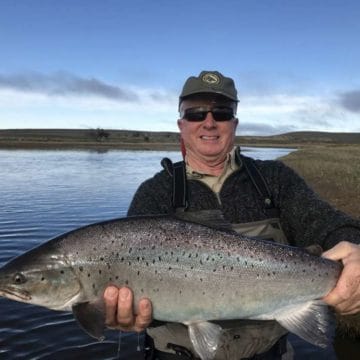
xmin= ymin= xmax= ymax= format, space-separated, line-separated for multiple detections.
xmin=0 ymin=211 xmax=342 ymax=360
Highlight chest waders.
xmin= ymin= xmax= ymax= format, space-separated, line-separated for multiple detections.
xmin=147 ymin=150 xmax=289 ymax=360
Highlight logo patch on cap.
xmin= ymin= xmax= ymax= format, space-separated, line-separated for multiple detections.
xmin=201 ymin=72 xmax=220 ymax=85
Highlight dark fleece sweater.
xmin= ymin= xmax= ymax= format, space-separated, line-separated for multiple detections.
xmin=128 ymin=154 xmax=360 ymax=249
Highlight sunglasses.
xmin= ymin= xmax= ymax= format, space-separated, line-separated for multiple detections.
xmin=181 ymin=106 xmax=235 ymax=122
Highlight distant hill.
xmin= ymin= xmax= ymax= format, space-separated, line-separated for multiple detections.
xmin=0 ymin=129 xmax=359 ymax=149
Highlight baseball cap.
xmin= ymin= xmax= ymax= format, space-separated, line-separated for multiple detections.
xmin=179 ymin=70 xmax=239 ymax=102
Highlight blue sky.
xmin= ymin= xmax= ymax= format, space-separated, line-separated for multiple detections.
xmin=0 ymin=0 xmax=359 ymax=135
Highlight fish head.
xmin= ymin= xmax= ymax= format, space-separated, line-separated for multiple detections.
xmin=0 ymin=246 xmax=82 ymax=311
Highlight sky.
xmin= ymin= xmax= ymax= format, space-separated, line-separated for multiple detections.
xmin=0 ymin=0 xmax=360 ymax=135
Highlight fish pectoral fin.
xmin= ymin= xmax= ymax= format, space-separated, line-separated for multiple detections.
xmin=273 ymin=300 xmax=335 ymax=348
xmin=72 ymin=301 xmax=106 ymax=341
xmin=185 ymin=321 xmax=222 ymax=360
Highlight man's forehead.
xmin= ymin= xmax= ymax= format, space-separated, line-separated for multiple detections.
xmin=180 ymin=94 xmax=235 ymax=109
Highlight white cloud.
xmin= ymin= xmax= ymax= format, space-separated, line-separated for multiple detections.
xmin=1 ymin=74 xmax=359 ymax=135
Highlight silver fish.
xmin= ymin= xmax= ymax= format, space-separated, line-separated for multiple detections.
xmin=0 ymin=211 xmax=342 ymax=359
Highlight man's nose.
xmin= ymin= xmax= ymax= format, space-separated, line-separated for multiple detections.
xmin=202 ymin=111 xmax=217 ymax=127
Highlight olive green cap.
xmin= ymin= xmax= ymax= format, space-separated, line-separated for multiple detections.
xmin=179 ymin=70 xmax=239 ymax=102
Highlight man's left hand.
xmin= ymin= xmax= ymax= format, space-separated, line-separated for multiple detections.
xmin=322 ymin=241 xmax=360 ymax=315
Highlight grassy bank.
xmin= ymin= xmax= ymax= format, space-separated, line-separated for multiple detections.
xmin=281 ymin=145 xmax=360 ymax=218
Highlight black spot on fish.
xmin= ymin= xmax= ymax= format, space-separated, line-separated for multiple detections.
xmin=92 ymin=284 xmax=96 ymax=289
xmin=79 ymin=266 xmax=83 ymax=272
xmin=200 ymin=278 xmax=203 ymax=282
xmin=158 ymin=256 xmax=162 ymax=261
xmin=137 ymin=271 xmax=140 ymax=276
xmin=88 ymin=273 xmax=91 ymax=277
xmin=116 ymin=275 xmax=119 ymax=280
xmin=152 ymin=259 xmax=156 ymax=264
xmin=100 ymin=257 xmax=104 ymax=261
xmin=125 ymin=280 xmax=128 ymax=285
xmin=41 ymin=277 xmax=45 ymax=281
xmin=99 ymin=270 xmax=102 ymax=274
xmin=168 ymin=267 xmax=172 ymax=270
xmin=129 ymin=248 xmax=132 ymax=254
xmin=60 ymin=270 xmax=64 ymax=274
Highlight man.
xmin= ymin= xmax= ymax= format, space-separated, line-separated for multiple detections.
xmin=104 ymin=71 xmax=360 ymax=359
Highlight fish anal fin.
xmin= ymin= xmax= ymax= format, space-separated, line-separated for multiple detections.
xmin=72 ymin=300 xmax=106 ymax=341
xmin=185 ymin=321 xmax=222 ymax=360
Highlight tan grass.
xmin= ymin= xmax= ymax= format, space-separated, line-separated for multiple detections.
xmin=280 ymin=145 xmax=360 ymax=219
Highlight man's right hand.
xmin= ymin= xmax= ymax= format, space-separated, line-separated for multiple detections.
xmin=104 ymin=286 xmax=152 ymax=332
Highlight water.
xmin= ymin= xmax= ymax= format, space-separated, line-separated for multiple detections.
xmin=0 ymin=147 xmax=293 ymax=359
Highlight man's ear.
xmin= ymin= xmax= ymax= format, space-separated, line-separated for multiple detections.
xmin=177 ymin=119 xmax=184 ymax=130
xmin=234 ymin=118 xmax=239 ymax=129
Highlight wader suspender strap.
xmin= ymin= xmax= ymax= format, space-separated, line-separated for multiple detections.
xmin=161 ymin=153 xmax=279 ymax=217
xmin=161 ymin=158 xmax=188 ymax=210
xmin=241 ymin=155 xmax=280 ymax=218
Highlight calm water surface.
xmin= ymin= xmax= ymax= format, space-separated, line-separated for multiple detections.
xmin=0 ymin=148 xmax=293 ymax=359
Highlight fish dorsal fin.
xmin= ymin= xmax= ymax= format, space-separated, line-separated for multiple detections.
xmin=185 ymin=321 xmax=222 ymax=360
xmin=174 ymin=210 xmax=233 ymax=232
xmin=72 ymin=300 xmax=106 ymax=341
xmin=267 ymin=300 xmax=335 ymax=348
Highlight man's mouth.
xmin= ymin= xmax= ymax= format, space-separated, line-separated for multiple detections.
xmin=200 ymin=135 xmax=220 ymax=141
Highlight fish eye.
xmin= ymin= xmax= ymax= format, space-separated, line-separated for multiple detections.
xmin=13 ymin=273 xmax=26 ymax=284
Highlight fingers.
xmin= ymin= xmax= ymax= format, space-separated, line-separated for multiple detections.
xmin=134 ymin=298 xmax=152 ymax=332
xmin=103 ymin=286 xmax=152 ymax=332
xmin=104 ymin=286 xmax=119 ymax=328
xmin=116 ymin=287 xmax=135 ymax=328
xmin=322 ymin=241 xmax=355 ymax=262
xmin=322 ymin=241 xmax=360 ymax=315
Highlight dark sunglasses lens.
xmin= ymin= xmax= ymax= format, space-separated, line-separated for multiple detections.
xmin=183 ymin=108 xmax=234 ymax=122
xmin=184 ymin=111 xmax=207 ymax=122
xmin=212 ymin=109 xmax=234 ymax=121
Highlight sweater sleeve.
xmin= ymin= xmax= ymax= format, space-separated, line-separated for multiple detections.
xmin=268 ymin=160 xmax=360 ymax=249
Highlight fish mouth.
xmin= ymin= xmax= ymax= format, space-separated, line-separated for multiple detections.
xmin=0 ymin=287 xmax=31 ymax=301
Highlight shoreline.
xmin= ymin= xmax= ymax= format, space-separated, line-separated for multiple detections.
xmin=1 ymin=128 xmax=359 ymax=150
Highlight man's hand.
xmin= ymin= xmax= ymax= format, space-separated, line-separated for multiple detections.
xmin=103 ymin=286 xmax=152 ymax=332
xmin=322 ymin=241 xmax=360 ymax=315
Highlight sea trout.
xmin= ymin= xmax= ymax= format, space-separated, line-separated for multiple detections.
xmin=0 ymin=212 xmax=342 ymax=359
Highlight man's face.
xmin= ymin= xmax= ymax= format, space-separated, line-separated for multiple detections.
xmin=178 ymin=95 xmax=238 ymax=161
